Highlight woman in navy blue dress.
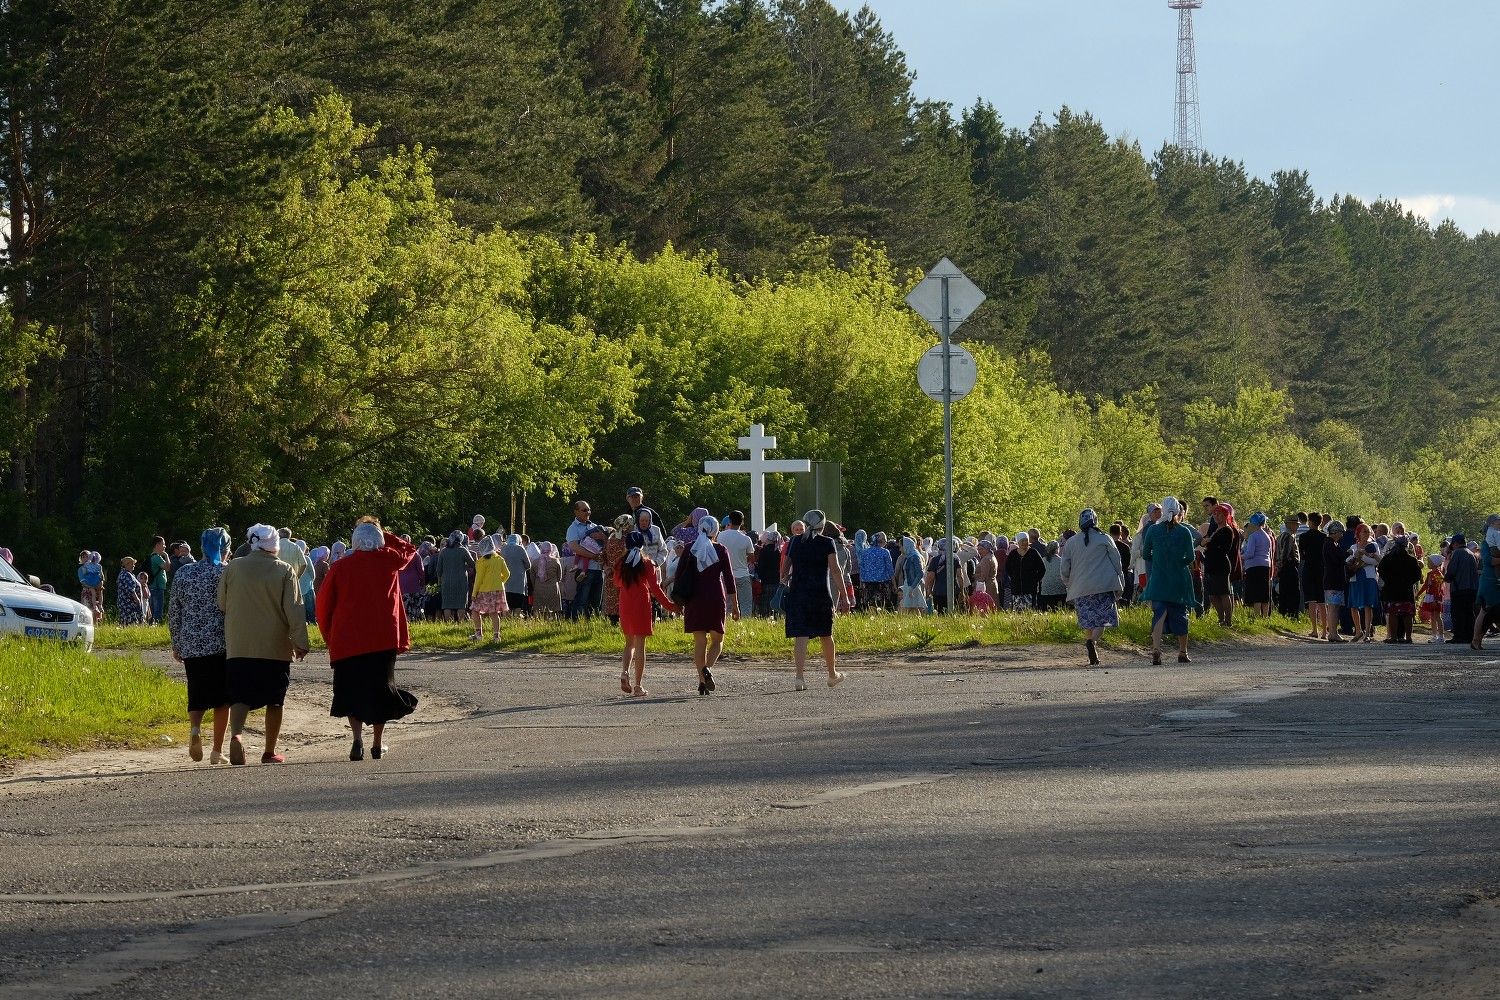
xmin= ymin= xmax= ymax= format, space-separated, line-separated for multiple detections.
xmin=782 ymin=510 xmax=847 ymax=691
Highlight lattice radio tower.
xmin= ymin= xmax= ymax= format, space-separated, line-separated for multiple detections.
xmin=1169 ymin=0 xmax=1203 ymax=157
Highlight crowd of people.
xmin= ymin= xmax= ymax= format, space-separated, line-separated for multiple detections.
xmin=8 ymin=486 xmax=1499 ymax=765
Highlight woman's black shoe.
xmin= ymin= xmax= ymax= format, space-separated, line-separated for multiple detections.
xmin=350 ymin=739 xmax=364 ymax=762
xmin=1085 ymin=639 xmax=1099 ymax=665
xmin=698 ymin=681 xmax=708 ymax=696
xmin=703 ymin=667 xmax=716 ymax=692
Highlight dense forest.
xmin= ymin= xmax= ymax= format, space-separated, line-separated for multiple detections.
xmin=3 ymin=0 xmax=1498 ymax=582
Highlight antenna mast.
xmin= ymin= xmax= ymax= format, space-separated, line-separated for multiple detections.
xmin=1169 ymin=0 xmax=1203 ymax=157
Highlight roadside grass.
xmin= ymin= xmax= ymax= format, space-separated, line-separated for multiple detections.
xmin=95 ymin=606 xmax=1297 ymax=658
xmin=0 ymin=640 xmax=186 ymax=763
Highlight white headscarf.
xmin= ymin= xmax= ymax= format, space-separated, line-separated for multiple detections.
xmin=1161 ymin=496 xmax=1183 ymax=520
xmin=351 ymin=522 xmax=383 ymax=552
xmin=247 ymin=524 xmax=279 ymax=553
xmin=478 ymin=536 xmax=497 ymax=557
xmin=692 ymin=516 xmax=719 ymax=571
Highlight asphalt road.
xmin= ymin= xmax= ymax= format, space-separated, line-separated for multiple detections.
xmin=1 ymin=636 xmax=1497 ymax=999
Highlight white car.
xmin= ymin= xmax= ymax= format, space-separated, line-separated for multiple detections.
xmin=0 ymin=557 xmax=95 ymax=652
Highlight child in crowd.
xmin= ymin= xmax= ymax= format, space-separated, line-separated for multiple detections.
xmin=968 ymin=580 xmax=997 ymax=615
xmin=78 ymin=550 xmax=104 ymax=619
xmin=1419 ymin=554 xmax=1446 ymax=643
xmin=469 ymin=536 xmax=510 ymax=643
xmin=613 ymin=531 xmax=679 ymax=697
xmin=136 ymin=570 xmax=154 ymax=623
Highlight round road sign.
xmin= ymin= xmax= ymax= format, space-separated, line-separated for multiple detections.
xmin=917 ymin=343 xmax=978 ymax=402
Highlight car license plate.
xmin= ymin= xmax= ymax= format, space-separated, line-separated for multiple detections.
xmin=24 ymin=626 xmax=68 ymax=640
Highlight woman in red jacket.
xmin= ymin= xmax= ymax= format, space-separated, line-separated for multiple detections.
xmin=316 ymin=517 xmax=419 ymax=761
xmin=614 ymin=530 xmax=679 ymax=697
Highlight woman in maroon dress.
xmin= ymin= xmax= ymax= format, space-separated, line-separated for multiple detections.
xmin=680 ymin=515 xmax=738 ymax=696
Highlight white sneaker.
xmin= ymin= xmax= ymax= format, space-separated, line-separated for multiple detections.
xmin=210 ymin=750 xmax=226 ymax=765
xmin=794 ymin=675 xmax=807 ymax=691
xmin=467 ymin=632 xmax=482 ymax=642
xmin=827 ymin=671 xmax=845 ymax=688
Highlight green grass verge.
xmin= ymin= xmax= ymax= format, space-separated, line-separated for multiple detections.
xmin=95 ymin=606 xmax=1296 ymax=658
xmin=0 ymin=639 xmax=186 ymax=763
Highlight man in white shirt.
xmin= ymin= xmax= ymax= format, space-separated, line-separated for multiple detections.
xmin=717 ymin=509 xmax=756 ymax=619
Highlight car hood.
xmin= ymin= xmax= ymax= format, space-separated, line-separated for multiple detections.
xmin=0 ymin=580 xmax=91 ymax=618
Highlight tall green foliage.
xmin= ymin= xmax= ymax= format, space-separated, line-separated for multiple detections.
xmin=3 ymin=0 xmax=1495 ymax=586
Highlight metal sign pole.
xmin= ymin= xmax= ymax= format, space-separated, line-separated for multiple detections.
xmin=941 ymin=276 xmax=955 ymax=612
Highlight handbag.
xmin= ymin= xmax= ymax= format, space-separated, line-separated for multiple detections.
xmin=669 ymin=560 xmax=696 ymax=605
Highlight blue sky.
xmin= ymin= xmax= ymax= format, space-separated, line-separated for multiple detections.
xmin=837 ymin=1 xmax=1500 ymax=234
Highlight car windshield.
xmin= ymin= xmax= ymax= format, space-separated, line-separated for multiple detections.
xmin=0 ymin=558 xmax=32 ymax=586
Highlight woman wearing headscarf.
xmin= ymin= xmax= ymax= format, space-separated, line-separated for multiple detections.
xmin=1005 ymin=533 xmax=1046 ymax=610
xmin=1471 ymin=514 xmax=1500 ymax=650
xmin=312 ymin=544 xmax=332 ymax=593
xmin=993 ymin=535 xmax=1011 ymax=607
xmin=1141 ymin=497 xmax=1198 ymax=665
xmin=218 ymin=524 xmax=310 ymax=765
xmin=896 ymin=536 xmax=926 ymax=613
xmin=1131 ymin=503 xmax=1162 ymax=600
xmin=501 ymin=533 xmax=532 ymax=618
xmin=781 ymin=509 xmax=847 ymax=690
xmin=530 ymin=541 xmax=563 ymax=616
xmin=1038 ymin=541 xmax=1067 ymax=612
xmin=116 ymin=556 xmax=146 ymax=625
xmin=601 ymin=514 xmax=634 ymax=625
xmin=1060 ymin=509 xmax=1124 ymax=665
xmin=1377 ymin=537 xmax=1423 ymax=644
xmin=317 ymin=519 xmax=419 ymax=761
xmin=679 ymin=515 xmax=738 ymax=695
xmin=614 ymin=530 xmax=681 ymax=697
xmin=1241 ymin=512 xmax=1274 ymax=619
xmin=294 ymin=539 xmax=316 ymax=627
xmin=973 ymin=539 xmax=999 ymax=607
xmin=435 ymin=532 xmax=475 ymax=623
xmin=398 ymin=540 xmax=428 ymax=623
xmin=850 ymin=529 xmax=867 ymax=609
xmin=925 ymin=537 xmax=957 ymax=614
xmin=673 ymin=507 xmax=709 ymax=548
xmin=167 ymin=526 xmax=233 ymax=764
xmin=330 ymin=540 xmax=347 ymax=564
xmin=1202 ymin=502 xmax=1241 ymax=626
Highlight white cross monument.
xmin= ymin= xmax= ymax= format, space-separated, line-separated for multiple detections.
xmin=703 ymin=424 xmax=810 ymax=533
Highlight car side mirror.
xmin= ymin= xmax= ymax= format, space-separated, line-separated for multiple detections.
xmin=28 ymin=575 xmax=41 ymax=588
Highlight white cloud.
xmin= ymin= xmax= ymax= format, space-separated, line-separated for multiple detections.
xmin=1392 ymin=193 xmax=1500 ymax=235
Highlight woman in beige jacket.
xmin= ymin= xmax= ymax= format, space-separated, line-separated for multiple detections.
xmin=217 ymin=523 xmax=310 ymax=765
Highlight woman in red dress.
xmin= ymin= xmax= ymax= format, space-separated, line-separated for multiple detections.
xmin=615 ymin=531 xmax=679 ymax=697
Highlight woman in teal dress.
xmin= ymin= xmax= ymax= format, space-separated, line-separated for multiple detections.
xmin=1141 ymin=496 xmax=1199 ymax=666
xmin=1472 ymin=514 xmax=1500 ymax=650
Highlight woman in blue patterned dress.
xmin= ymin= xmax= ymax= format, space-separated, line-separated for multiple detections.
xmin=1061 ymin=509 xmax=1124 ymax=666
xmin=116 ymin=556 xmax=146 ymax=625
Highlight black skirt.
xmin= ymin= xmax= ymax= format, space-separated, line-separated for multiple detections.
xmin=184 ymin=653 xmax=230 ymax=712
xmin=1204 ymin=571 xmax=1233 ymax=597
xmin=1243 ymin=566 xmax=1272 ymax=604
xmin=330 ymin=649 xmax=418 ymax=725
xmin=226 ymin=657 xmax=291 ymax=710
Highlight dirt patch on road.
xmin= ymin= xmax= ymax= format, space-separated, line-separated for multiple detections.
xmin=0 ymin=677 xmax=473 ymax=794
xmin=1343 ymin=894 xmax=1500 ymax=999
